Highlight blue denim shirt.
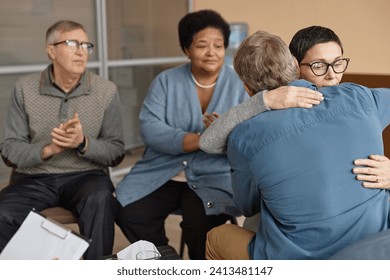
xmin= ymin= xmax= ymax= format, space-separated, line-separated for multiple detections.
xmin=228 ymin=80 xmax=390 ymax=259
xmin=115 ymin=64 xmax=247 ymax=216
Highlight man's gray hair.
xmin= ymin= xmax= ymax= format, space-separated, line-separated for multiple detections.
xmin=46 ymin=20 xmax=86 ymax=44
xmin=233 ymin=30 xmax=299 ymax=94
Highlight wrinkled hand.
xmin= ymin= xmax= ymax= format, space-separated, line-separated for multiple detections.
xmin=51 ymin=113 xmax=84 ymax=149
xmin=46 ymin=135 xmax=65 ymax=155
xmin=203 ymin=112 xmax=220 ymax=128
xmin=41 ymin=123 xmax=65 ymax=160
xmin=353 ymin=154 xmax=390 ymax=189
xmin=264 ymin=86 xmax=324 ymax=109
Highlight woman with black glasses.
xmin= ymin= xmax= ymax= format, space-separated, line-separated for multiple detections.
xmin=290 ymin=25 xmax=349 ymax=88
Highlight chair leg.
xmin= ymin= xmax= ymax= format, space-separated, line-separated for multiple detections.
xmin=179 ymin=230 xmax=185 ymax=258
xmin=230 ymin=216 xmax=238 ymax=225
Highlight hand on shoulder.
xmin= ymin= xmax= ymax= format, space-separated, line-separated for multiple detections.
xmin=264 ymin=86 xmax=323 ymax=110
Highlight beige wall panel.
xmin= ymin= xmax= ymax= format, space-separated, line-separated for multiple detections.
xmin=193 ymin=0 xmax=390 ymax=75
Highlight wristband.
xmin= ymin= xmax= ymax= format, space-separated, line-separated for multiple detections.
xmin=76 ymin=136 xmax=86 ymax=154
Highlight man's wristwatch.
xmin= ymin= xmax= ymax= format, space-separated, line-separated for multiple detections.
xmin=76 ymin=136 xmax=86 ymax=154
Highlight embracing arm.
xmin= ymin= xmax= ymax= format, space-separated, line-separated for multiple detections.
xmin=353 ymin=155 xmax=390 ymax=189
xmin=199 ymin=86 xmax=323 ymax=154
xmin=199 ymin=91 xmax=267 ymax=154
xmin=353 ymin=88 xmax=390 ymax=189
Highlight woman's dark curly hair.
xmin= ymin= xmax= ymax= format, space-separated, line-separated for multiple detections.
xmin=178 ymin=9 xmax=230 ymax=53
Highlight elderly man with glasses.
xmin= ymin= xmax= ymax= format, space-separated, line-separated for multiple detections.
xmin=0 ymin=20 xmax=124 ymax=260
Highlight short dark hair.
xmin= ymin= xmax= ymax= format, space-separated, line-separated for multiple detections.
xmin=289 ymin=26 xmax=344 ymax=64
xmin=178 ymin=9 xmax=230 ymax=53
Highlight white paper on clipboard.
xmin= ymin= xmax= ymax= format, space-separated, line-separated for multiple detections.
xmin=0 ymin=210 xmax=90 ymax=260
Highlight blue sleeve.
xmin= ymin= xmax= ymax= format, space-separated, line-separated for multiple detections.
xmin=371 ymin=88 xmax=390 ymax=129
xmin=139 ymin=74 xmax=187 ymax=155
xmin=227 ymin=129 xmax=260 ymax=216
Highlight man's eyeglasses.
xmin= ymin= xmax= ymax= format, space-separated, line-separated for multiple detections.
xmin=51 ymin=39 xmax=94 ymax=54
xmin=300 ymin=58 xmax=350 ymax=76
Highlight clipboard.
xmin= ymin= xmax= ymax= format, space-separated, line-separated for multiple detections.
xmin=0 ymin=210 xmax=90 ymax=260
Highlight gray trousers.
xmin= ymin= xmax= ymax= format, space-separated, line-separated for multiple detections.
xmin=329 ymin=228 xmax=390 ymax=259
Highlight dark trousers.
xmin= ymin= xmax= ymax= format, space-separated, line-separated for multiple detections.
xmin=0 ymin=169 xmax=117 ymax=260
xmin=117 ymin=180 xmax=230 ymax=260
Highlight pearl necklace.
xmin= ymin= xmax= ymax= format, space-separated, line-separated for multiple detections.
xmin=191 ymin=73 xmax=216 ymax=89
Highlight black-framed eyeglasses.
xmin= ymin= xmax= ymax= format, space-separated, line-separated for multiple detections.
xmin=51 ymin=39 xmax=94 ymax=54
xmin=300 ymin=58 xmax=350 ymax=76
